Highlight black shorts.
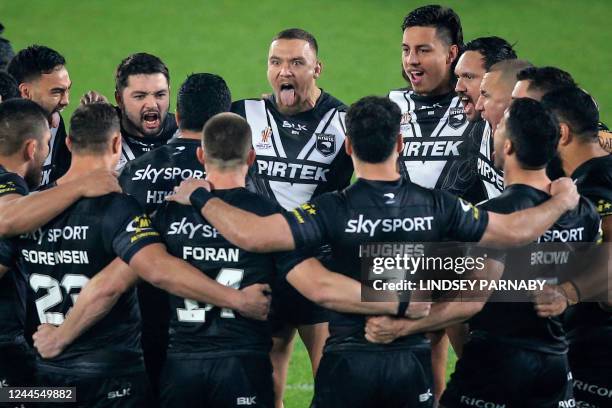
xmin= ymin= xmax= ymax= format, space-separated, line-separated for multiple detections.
xmin=0 ymin=341 xmax=36 ymax=408
xmin=441 ymin=338 xmax=574 ymax=408
xmin=159 ymin=353 xmax=274 ymax=408
xmin=34 ymin=364 xmax=151 ymax=408
xmin=312 ymin=347 xmax=434 ymax=408
xmin=568 ymin=345 xmax=612 ymax=408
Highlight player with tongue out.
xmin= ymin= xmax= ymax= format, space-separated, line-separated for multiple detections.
xmin=232 ymin=28 xmax=353 ymax=408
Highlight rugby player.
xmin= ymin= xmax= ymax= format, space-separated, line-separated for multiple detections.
xmin=0 ymin=71 xmax=19 ymax=102
xmin=541 ymin=87 xmax=612 ymax=408
xmin=169 ymin=96 xmax=582 ymax=407
xmin=118 ymin=72 xmax=231 ymax=401
xmin=7 ymin=45 xmax=73 ymax=186
xmin=113 ymin=53 xmax=177 ymax=170
xmin=0 ymin=99 xmax=120 ymax=391
xmin=456 ymin=36 xmax=517 ymax=200
xmin=232 ymin=28 xmax=353 ymax=406
xmin=0 ymin=23 xmax=14 ymax=70
xmin=0 ymin=103 xmax=270 ymax=407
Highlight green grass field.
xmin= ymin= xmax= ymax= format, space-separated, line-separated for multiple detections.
xmin=1 ymin=1 xmax=610 ymax=406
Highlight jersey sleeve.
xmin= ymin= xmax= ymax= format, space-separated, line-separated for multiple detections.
xmin=581 ymin=186 xmax=612 ymax=218
xmin=0 ymin=172 xmax=29 ymax=198
xmin=282 ymin=193 xmax=342 ymax=249
xmin=103 ymin=195 xmax=163 ymax=264
xmin=435 ymin=190 xmax=489 ymax=242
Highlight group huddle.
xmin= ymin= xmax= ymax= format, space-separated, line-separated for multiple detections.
xmin=0 ymin=4 xmax=611 ymax=408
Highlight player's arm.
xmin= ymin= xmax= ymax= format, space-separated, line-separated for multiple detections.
xmin=365 ymin=258 xmax=504 ymax=344
xmin=286 ymin=257 xmax=430 ymax=318
xmin=479 ymin=178 xmax=580 ymax=247
xmin=166 ymin=179 xmax=295 ymax=252
xmin=0 ymin=169 xmax=121 ymax=237
xmin=33 ymin=258 xmax=137 ymax=358
xmin=128 ymin=243 xmax=270 ymax=320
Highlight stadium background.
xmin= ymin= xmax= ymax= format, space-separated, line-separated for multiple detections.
xmin=1 ymin=0 xmax=611 ymax=405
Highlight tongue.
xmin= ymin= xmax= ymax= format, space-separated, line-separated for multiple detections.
xmin=280 ymin=89 xmax=296 ymax=106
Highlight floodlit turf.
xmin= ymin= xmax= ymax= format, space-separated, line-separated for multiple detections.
xmin=1 ymin=1 xmax=609 ymax=406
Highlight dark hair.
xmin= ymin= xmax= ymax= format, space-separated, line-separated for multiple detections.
xmin=541 ymin=87 xmax=600 ymax=142
xmin=69 ymin=102 xmax=120 ymax=154
xmin=0 ymin=98 xmax=47 ymax=155
xmin=177 ymin=73 xmax=231 ymax=132
xmin=401 ymin=5 xmax=463 ymax=48
xmin=0 ymin=23 xmax=15 ymax=70
xmin=346 ymin=96 xmax=401 ymax=163
xmin=516 ymin=66 xmax=577 ymax=96
xmin=0 ymin=71 xmax=19 ymax=101
xmin=6 ymin=45 xmax=66 ymax=84
xmin=115 ymin=53 xmax=170 ymax=92
xmin=273 ymin=28 xmax=319 ymax=55
xmin=202 ymin=112 xmax=252 ymax=169
xmin=464 ymin=36 xmax=517 ymax=71
xmin=506 ymin=98 xmax=559 ymax=169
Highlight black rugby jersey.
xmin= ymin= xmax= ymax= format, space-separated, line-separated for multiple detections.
xmin=232 ymin=91 xmax=353 ymax=210
xmin=0 ymin=192 xmax=162 ymax=369
xmin=469 ymin=184 xmax=601 ymax=354
xmin=155 ymin=188 xmax=291 ymax=356
xmin=40 ymin=115 xmax=71 ymax=188
xmin=116 ymin=108 xmax=178 ymax=171
xmin=0 ymin=166 xmax=29 ymax=346
xmin=388 ymin=90 xmax=489 ymax=202
xmin=119 ymin=137 xmax=203 ymax=215
xmin=283 ymin=178 xmax=489 ymax=351
xmin=565 ymin=154 xmax=612 ymax=350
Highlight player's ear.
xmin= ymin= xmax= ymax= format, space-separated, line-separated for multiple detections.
xmin=504 ymin=139 xmax=513 ymax=156
xmin=111 ymin=132 xmax=121 ymax=154
xmin=396 ymin=133 xmax=404 ymax=153
xmin=314 ymin=60 xmax=322 ymax=79
xmin=559 ymin=123 xmax=572 ymax=146
xmin=23 ymin=139 xmax=37 ymax=161
xmin=246 ymin=148 xmax=256 ymax=166
xmin=344 ymin=136 xmax=353 ymax=156
xmin=114 ymin=90 xmax=122 ymax=107
xmin=18 ymin=83 xmax=31 ymax=99
xmin=448 ymin=44 xmax=459 ymax=65
xmin=196 ymin=146 xmax=206 ymax=165
xmin=65 ymin=136 xmax=73 ymax=153
xmin=175 ymin=111 xmax=181 ymax=127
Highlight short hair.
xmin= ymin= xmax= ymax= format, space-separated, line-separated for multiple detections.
xmin=463 ymin=36 xmax=517 ymax=71
xmin=346 ymin=96 xmax=401 ymax=163
xmin=489 ymin=59 xmax=533 ymax=88
xmin=7 ymin=44 xmax=66 ymax=84
xmin=506 ymin=98 xmax=559 ymax=169
xmin=177 ymin=73 xmax=231 ymax=132
xmin=202 ymin=112 xmax=252 ymax=170
xmin=516 ymin=66 xmax=577 ymax=96
xmin=0 ymin=98 xmax=48 ymax=156
xmin=401 ymin=5 xmax=464 ymax=48
xmin=0 ymin=23 xmax=15 ymax=70
xmin=272 ymin=28 xmax=319 ymax=55
xmin=115 ymin=53 xmax=170 ymax=92
xmin=0 ymin=71 xmax=19 ymax=101
xmin=69 ymin=102 xmax=120 ymax=154
xmin=541 ymin=87 xmax=600 ymax=142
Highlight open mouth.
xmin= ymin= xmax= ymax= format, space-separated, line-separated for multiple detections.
xmin=142 ymin=111 xmax=160 ymax=130
xmin=279 ymin=83 xmax=296 ymax=106
xmin=408 ymin=70 xmax=425 ymax=85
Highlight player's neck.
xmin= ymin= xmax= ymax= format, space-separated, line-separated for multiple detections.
xmin=0 ymin=156 xmax=28 ymax=179
xmin=503 ymin=162 xmax=550 ymax=193
xmin=59 ymin=156 xmax=115 ymax=184
xmin=177 ymin=129 xmax=201 ymax=141
xmin=414 ymin=76 xmax=453 ymax=97
xmin=353 ymin=158 xmax=401 ymax=182
xmin=205 ymin=167 xmax=247 ymax=190
xmin=276 ymin=87 xmax=322 ymax=116
xmin=562 ymin=142 xmax=609 ymax=176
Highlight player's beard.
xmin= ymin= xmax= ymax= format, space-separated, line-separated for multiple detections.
xmin=122 ymin=106 xmax=167 ymax=137
xmin=24 ymin=162 xmax=43 ymax=190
